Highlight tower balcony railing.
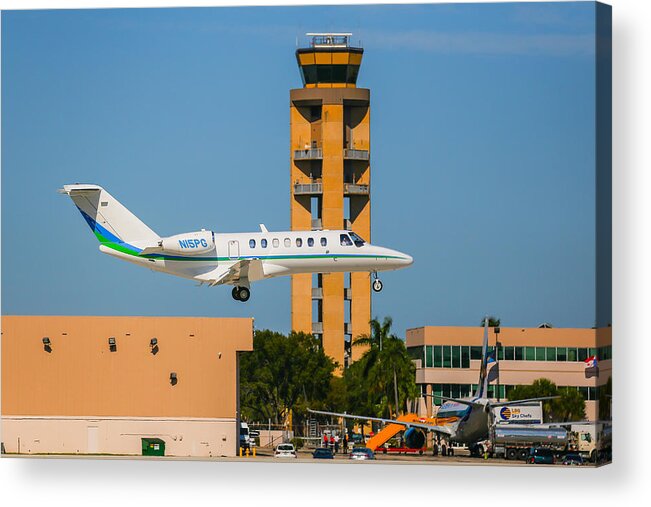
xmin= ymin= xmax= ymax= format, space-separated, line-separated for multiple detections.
xmin=312 ymin=322 xmax=324 ymax=334
xmin=294 ymin=148 xmax=323 ymax=160
xmin=294 ymin=182 xmax=323 ymax=195
xmin=312 ymin=287 xmax=323 ymax=299
xmin=311 ymin=218 xmax=323 ymax=230
xmin=344 ymin=288 xmax=352 ymax=300
xmin=344 ymin=149 xmax=369 ymax=161
xmin=344 ymin=183 xmax=370 ymax=195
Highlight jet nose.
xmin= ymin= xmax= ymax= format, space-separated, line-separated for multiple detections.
xmin=385 ymin=248 xmax=413 ymax=268
xmin=401 ymin=253 xmax=414 ymax=266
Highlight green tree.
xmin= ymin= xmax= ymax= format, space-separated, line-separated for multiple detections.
xmin=599 ymin=376 xmax=612 ymax=420
xmin=555 ymin=387 xmax=587 ymax=422
xmin=481 ymin=316 xmax=501 ymax=327
xmin=352 ymin=317 xmax=418 ymax=418
xmin=239 ymin=329 xmax=336 ymax=426
xmin=508 ymin=378 xmax=586 ymax=422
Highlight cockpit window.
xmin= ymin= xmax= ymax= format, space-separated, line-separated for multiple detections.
xmin=340 ymin=234 xmax=353 ymax=246
xmin=437 ymin=404 xmax=471 ymax=419
xmin=348 ymin=232 xmax=366 ymax=247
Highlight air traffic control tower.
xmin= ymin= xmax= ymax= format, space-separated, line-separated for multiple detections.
xmin=290 ymin=33 xmax=371 ymax=367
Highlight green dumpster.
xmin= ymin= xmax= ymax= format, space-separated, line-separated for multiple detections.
xmin=141 ymin=438 xmax=165 ymax=456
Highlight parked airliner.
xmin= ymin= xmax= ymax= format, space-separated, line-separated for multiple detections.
xmin=60 ymin=184 xmax=413 ymax=301
xmin=309 ymin=318 xmax=557 ymax=455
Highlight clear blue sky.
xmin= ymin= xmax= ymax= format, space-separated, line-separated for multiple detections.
xmin=1 ymin=2 xmax=601 ymax=334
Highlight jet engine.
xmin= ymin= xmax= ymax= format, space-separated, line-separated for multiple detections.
xmin=156 ymin=230 xmax=215 ymax=256
xmin=403 ymin=427 xmax=426 ymax=449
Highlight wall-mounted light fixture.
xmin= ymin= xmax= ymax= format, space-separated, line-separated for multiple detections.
xmin=170 ymin=372 xmax=177 ymax=386
xmin=150 ymin=337 xmax=159 ymax=355
xmin=108 ymin=337 xmax=117 ymax=352
xmin=42 ymin=337 xmax=52 ymax=353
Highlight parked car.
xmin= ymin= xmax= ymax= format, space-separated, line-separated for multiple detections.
xmin=349 ymin=447 xmax=375 ymax=461
xmin=351 ymin=433 xmax=365 ymax=444
xmin=562 ymin=453 xmax=585 ymax=466
xmin=527 ymin=447 xmax=555 ymax=465
xmin=312 ymin=447 xmax=334 ymax=459
xmin=274 ymin=443 xmax=297 ymax=458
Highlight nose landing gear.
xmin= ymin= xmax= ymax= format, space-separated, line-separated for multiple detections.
xmin=232 ymin=286 xmax=250 ymax=302
xmin=372 ymin=273 xmax=383 ymax=293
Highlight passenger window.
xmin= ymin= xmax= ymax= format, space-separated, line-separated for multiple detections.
xmin=308 ymin=238 xmax=314 ymax=247
xmin=284 ymin=238 xmax=291 ymax=247
xmin=272 ymin=238 xmax=279 ymax=248
xmin=296 ymin=238 xmax=303 ymax=247
xmin=340 ymin=234 xmax=353 ymax=246
xmin=320 ymin=237 xmax=327 ymax=247
xmin=249 ymin=239 xmax=256 ymax=248
xmin=261 ymin=239 xmax=267 ymax=248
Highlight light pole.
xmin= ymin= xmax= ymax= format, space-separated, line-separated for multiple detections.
xmin=495 ymin=326 xmax=501 ymax=402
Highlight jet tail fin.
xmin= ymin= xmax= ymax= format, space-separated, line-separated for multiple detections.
xmin=475 ymin=317 xmax=491 ymax=399
xmin=60 ymin=184 xmax=159 ymax=245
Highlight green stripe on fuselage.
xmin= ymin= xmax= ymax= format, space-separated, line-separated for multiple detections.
xmin=100 ymin=238 xmax=403 ymax=263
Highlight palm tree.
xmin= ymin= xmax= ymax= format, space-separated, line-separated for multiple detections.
xmin=481 ymin=316 xmax=501 ymax=327
xmin=353 ymin=317 xmax=417 ymax=418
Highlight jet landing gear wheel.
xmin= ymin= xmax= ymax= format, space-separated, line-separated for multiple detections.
xmin=371 ymin=273 xmax=383 ymax=293
xmin=232 ymin=286 xmax=250 ymax=302
xmin=237 ymin=287 xmax=250 ymax=302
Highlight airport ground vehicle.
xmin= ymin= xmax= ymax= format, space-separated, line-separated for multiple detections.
xmin=312 ymin=448 xmax=334 ymax=459
xmin=528 ymin=447 xmax=555 ymax=465
xmin=351 ymin=434 xmax=365 ymax=445
xmin=376 ymin=446 xmax=425 ymax=455
xmin=562 ymin=453 xmax=585 ymax=466
xmin=489 ymin=423 xmax=605 ymax=462
xmin=239 ymin=422 xmax=253 ymax=450
xmin=349 ymin=447 xmax=375 ymax=460
xmin=274 ymin=443 xmax=297 ymax=458
xmin=491 ymin=425 xmax=568 ymax=461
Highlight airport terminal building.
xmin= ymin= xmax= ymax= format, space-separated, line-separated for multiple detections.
xmin=407 ymin=325 xmax=612 ymax=421
xmin=1 ymin=315 xmax=253 ymax=457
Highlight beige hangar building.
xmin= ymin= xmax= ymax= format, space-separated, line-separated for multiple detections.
xmin=1 ymin=315 xmax=253 ymax=457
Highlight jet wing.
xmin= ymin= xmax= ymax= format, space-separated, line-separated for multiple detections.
xmin=520 ymin=419 xmax=610 ymax=428
xmin=195 ymin=259 xmax=265 ymax=286
xmin=307 ymin=408 xmax=454 ymax=436
xmin=490 ymin=396 xmax=559 ymax=408
xmin=431 ymin=395 xmax=482 ymax=408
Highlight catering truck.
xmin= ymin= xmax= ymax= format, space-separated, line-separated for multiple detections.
xmin=492 ymin=402 xmax=543 ymax=425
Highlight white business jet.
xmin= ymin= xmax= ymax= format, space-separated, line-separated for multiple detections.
xmin=60 ymin=184 xmax=413 ymax=301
